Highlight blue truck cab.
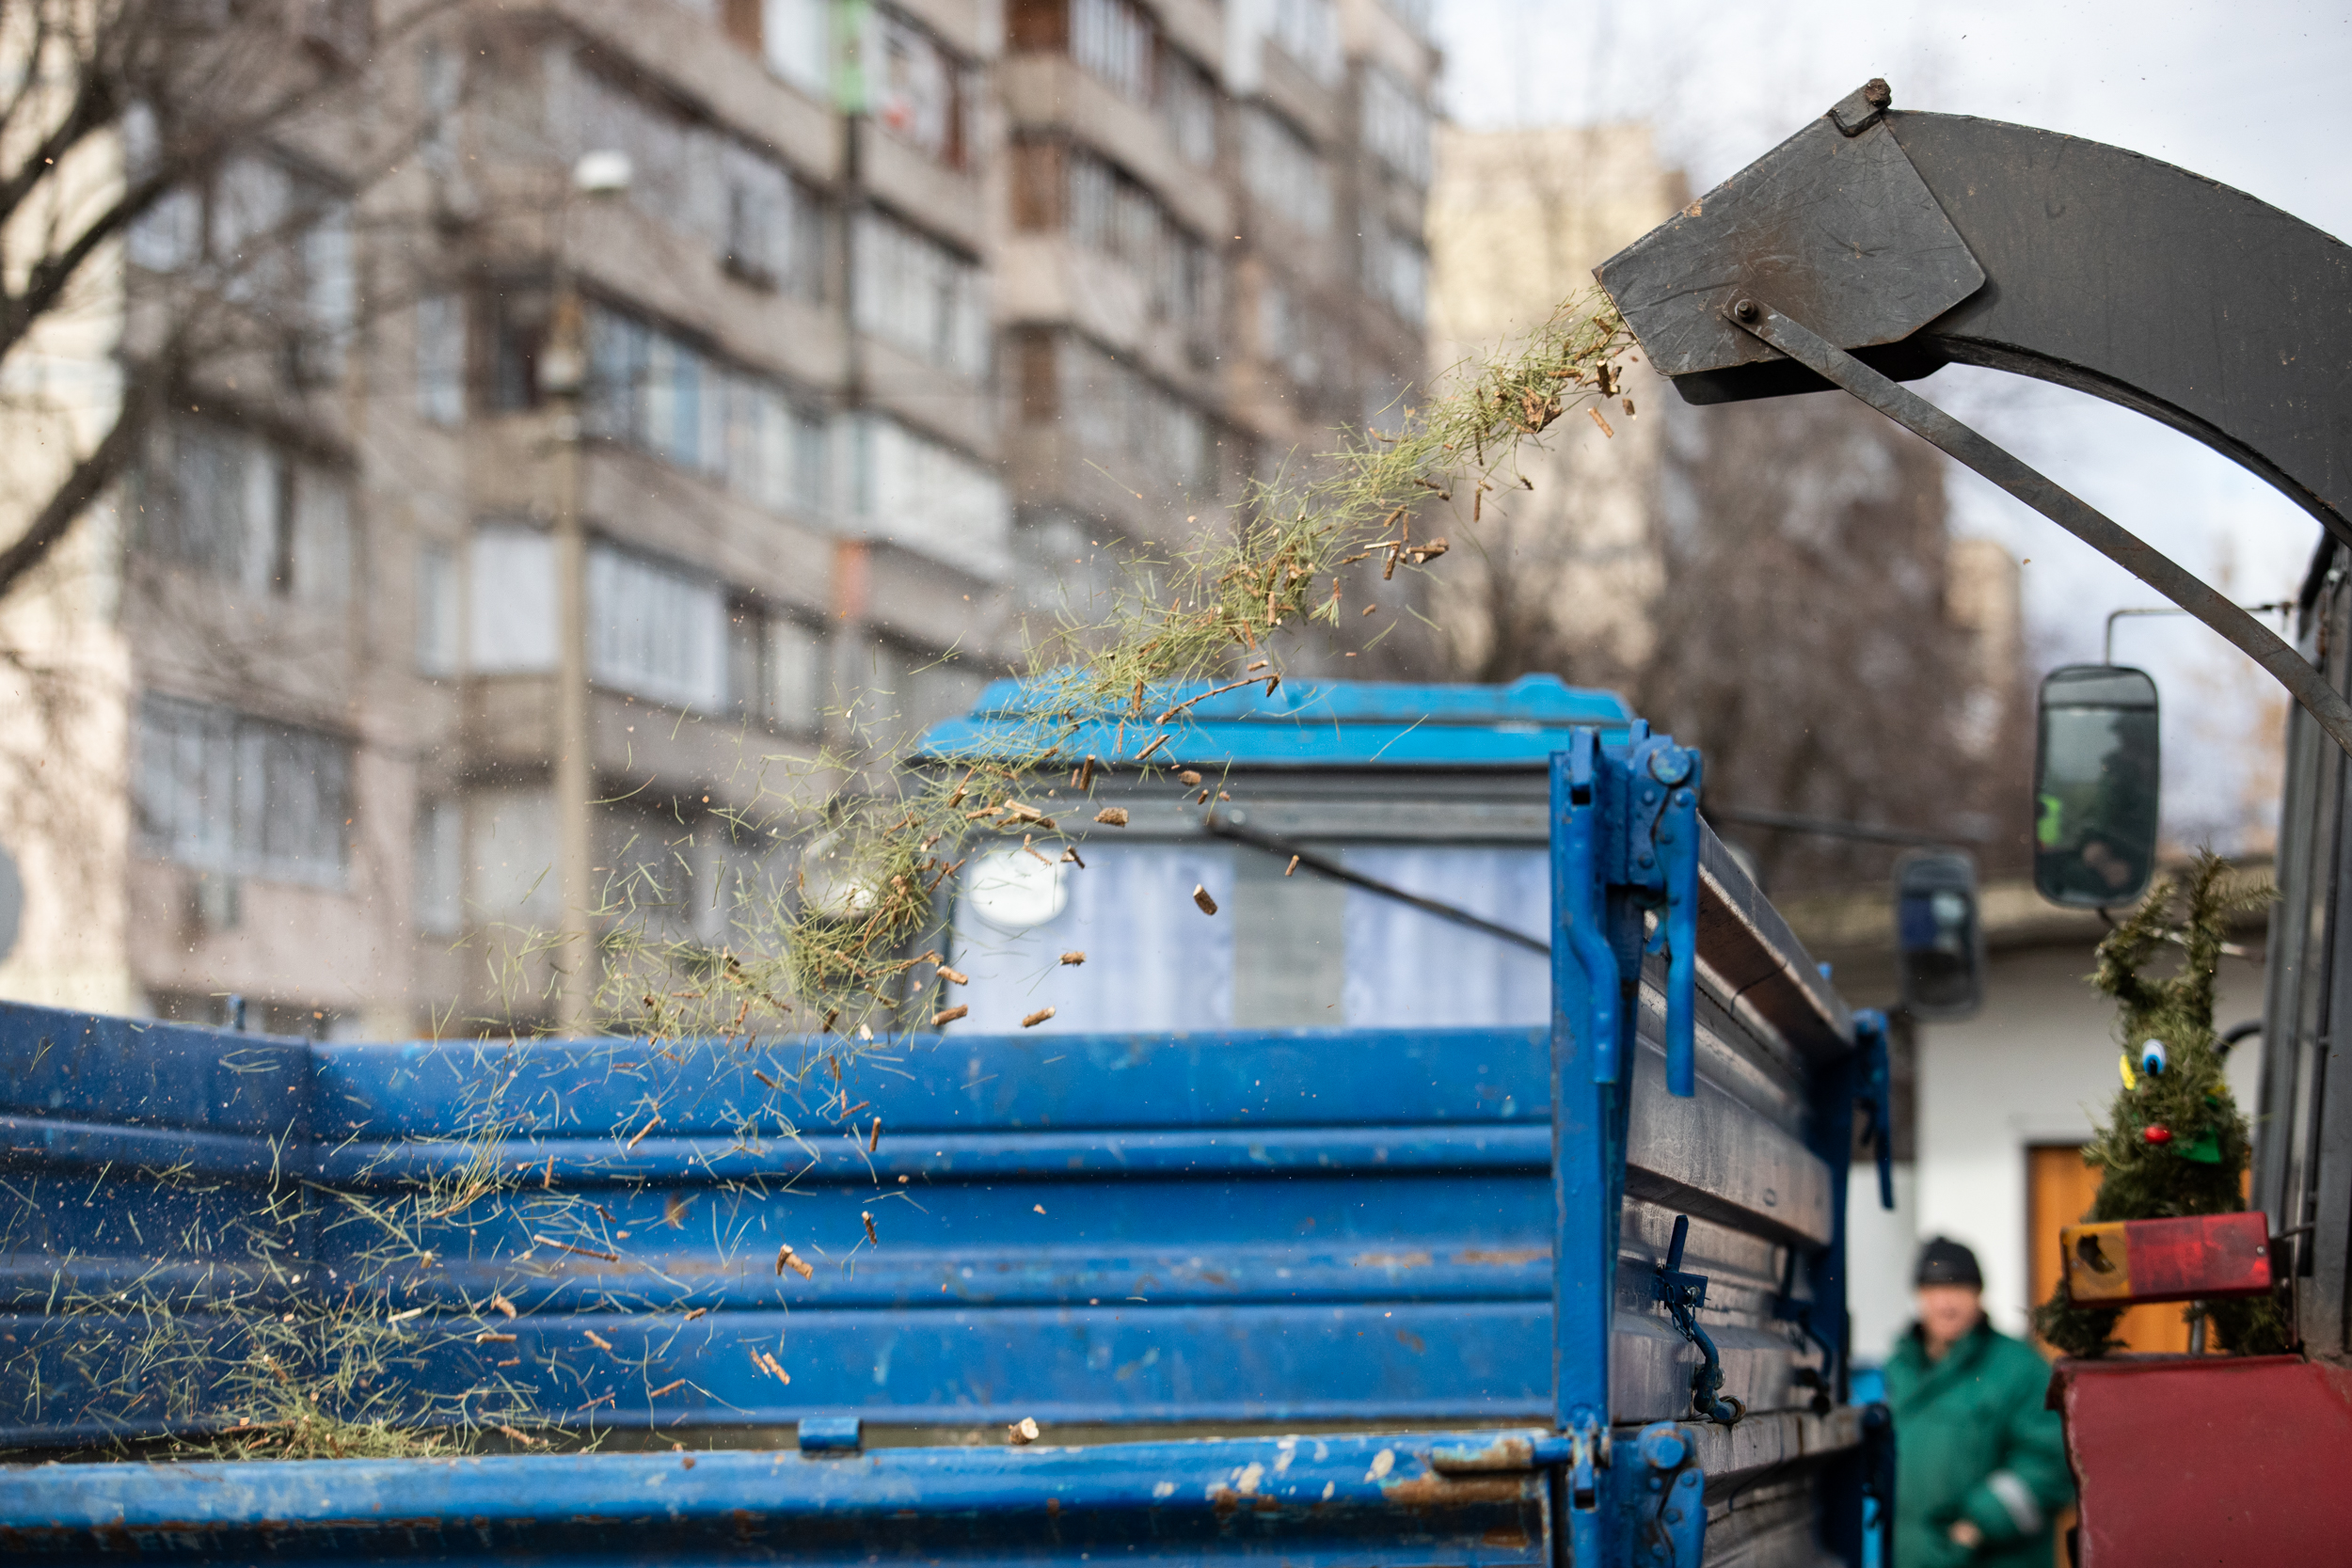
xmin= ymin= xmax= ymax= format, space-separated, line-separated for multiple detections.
xmin=0 ymin=678 xmax=1889 ymax=1566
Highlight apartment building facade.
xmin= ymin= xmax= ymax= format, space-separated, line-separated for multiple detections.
xmin=0 ymin=0 xmax=1438 ymax=1037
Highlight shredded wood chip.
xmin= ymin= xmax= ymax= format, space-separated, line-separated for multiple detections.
xmin=490 ymin=1294 xmax=517 ymax=1320
xmin=1285 ymin=855 xmax=1300 ymax=876
xmin=1059 ymin=951 xmax=1086 ymax=966
xmin=1094 ymin=807 xmax=1129 ymax=827
xmin=862 ymin=1212 xmax=881 ymax=1245
xmin=1021 ymin=1006 xmax=1057 ymax=1028
xmin=1193 ymin=884 xmax=1219 ymax=916
xmin=938 ymin=964 xmax=969 ymax=985
xmin=476 ymin=1331 xmax=516 ymax=1344
xmin=1007 ymin=1417 xmax=1041 ymax=1446
xmin=932 ymin=1005 xmax=970 ymax=1026
xmin=776 ymin=1243 xmax=815 ymax=1280
xmin=1178 ymin=769 xmax=1202 ymax=786
xmin=584 ymin=1330 xmax=614 ymax=1352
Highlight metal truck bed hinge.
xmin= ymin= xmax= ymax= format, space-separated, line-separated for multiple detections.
xmin=1565 ymin=727 xmax=1705 ymax=1094
xmin=1560 ymin=729 xmax=1625 ymax=1084
xmin=1652 ymin=1214 xmax=1745 ymax=1427
xmin=1619 ymin=1422 xmax=1709 ymax=1568
xmin=1625 ymin=734 xmax=1704 ymax=1097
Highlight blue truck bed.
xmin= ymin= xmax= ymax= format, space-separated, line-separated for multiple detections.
xmin=0 ymin=703 xmax=1890 ymax=1565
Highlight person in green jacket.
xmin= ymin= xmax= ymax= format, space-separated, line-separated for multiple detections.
xmin=1883 ymin=1238 xmax=2074 ymax=1568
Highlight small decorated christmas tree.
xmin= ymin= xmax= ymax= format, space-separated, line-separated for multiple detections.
xmin=2032 ymin=852 xmax=2290 ymax=1358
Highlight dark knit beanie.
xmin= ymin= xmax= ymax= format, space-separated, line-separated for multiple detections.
xmin=1915 ymin=1236 xmax=1983 ymax=1289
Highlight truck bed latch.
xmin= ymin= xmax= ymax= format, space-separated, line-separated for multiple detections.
xmin=1652 ymin=1215 xmax=1745 ymax=1427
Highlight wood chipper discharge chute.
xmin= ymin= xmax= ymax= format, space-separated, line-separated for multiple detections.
xmin=1594 ymin=78 xmax=2352 ymax=1564
xmin=1595 ymin=77 xmax=2352 ymax=761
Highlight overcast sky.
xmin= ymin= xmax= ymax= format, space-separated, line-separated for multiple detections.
xmin=1433 ymin=1 xmax=2352 ymax=851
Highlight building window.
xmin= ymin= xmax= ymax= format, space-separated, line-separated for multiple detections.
xmin=136 ymin=696 xmax=353 ymax=888
xmin=1360 ymin=66 xmax=1432 ymax=189
xmin=1261 ymin=0 xmax=1339 ymax=85
xmin=124 ymin=133 xmax=354 ymax=385
xmin=1065 ymin=147 xmax=1219 ymax=342
xmin=1041 ymin=334 xmax=1213 ymax=497
xmin=588 ymin=543 xmax=726 ymax=711
xmin=846 ymin=414 xmax=1011 ymax=580
xmin=1258 ymin=275 xmax=1319 ymax=385
xmin=141 ymin=420 xmax=353 ymax=603
xmin=722 ymin=604 xmax=823 ymax=730
xmin=1377 ymin=0 xmax=1434 ymax=40
xmin=1018 ymin=1 xmax=1216 ymax=167
xmin=420 ymin=39 xmax=461 ymax=174
xmin=851 ymin=210 xmax=989 ymax=378
xmin=585 ymin=301 xmax=827 ymax=514
xmin=485 ymin=284 xmax=548 ymax=411
xmin=468 ymin=786 xmax=559 ymax=925
xmin=1071 ymin=0 xmax=1151 ymax=100
xmin=1160 ymin=52 xmax=1216 ymax=167
xmin=1363 ymin=221 xmax=1428 ymax=326
xmin=417 ymin=292 xmax=467 ymax=424
xmin=725 ymin=600 xmax=769 ymax=722
xmin=866 ymin=7 xmax=973 ymax=167
xmin=1241 ymin=107 xmax=1332 ymax=234
xmin=469 ymin=523 xmax=556 ymax=673
xmin=564 ymin=56 xmax=829 ymax=301
xmin=761 ymin=0 xmax=831 ymax=96
xmin=414 ymin=798 xmax=463 ymax=935
xmin=770 ymin=617 xmax=823 ymax=730
xmin=416 ymin=541 xmax=460 ymax=676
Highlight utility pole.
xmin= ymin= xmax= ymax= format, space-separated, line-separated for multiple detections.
xmin=543 ymin=151 xmax=631 ymax=1035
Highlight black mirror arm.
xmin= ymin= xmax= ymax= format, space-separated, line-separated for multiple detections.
xmin=1723 ymin=299 xmax=2352 ymax=763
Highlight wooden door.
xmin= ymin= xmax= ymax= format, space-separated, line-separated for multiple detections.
xmin=2026 ymin=1143 xmax=2195 ymax=1353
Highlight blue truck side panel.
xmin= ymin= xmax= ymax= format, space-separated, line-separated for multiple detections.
xmin=3 ymin=1010 xmax=1565 ymax=1441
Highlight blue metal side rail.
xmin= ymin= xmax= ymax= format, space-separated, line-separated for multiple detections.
xmin=0 ymin=724 xmax=1890 ymax=1566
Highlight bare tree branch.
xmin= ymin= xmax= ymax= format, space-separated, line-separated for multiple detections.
xmin=0 ymin=368 xmax=155 ymax=596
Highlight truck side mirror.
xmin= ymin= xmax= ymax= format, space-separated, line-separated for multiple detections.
xmin=2034 ymin=664 xmax=2160 ymax=909
xmin=1895 ymin=850 xmax=1984 ymax=1020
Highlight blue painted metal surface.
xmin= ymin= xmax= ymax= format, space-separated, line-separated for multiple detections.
xmin=2 ymin=1010 xmax=1562 ymax=1443
xmin=0 ymin=1428 xmax=1552 ymax=1566
xmin=917 ymin=673 xmax=1630 ymax=768
xmin=0 ymin=712 xmax=1879 ymax=1566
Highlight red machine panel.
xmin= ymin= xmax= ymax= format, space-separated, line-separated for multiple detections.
xmin=2055 ymin=1354 xmax=2352 ymax=1564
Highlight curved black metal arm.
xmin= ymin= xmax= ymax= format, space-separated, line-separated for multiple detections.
xmin=1598 ymin=84 xmax=2352 ymax=547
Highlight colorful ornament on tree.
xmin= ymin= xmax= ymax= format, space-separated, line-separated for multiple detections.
xmin=2032 ymin=853 xmax=2290 ymax=1358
